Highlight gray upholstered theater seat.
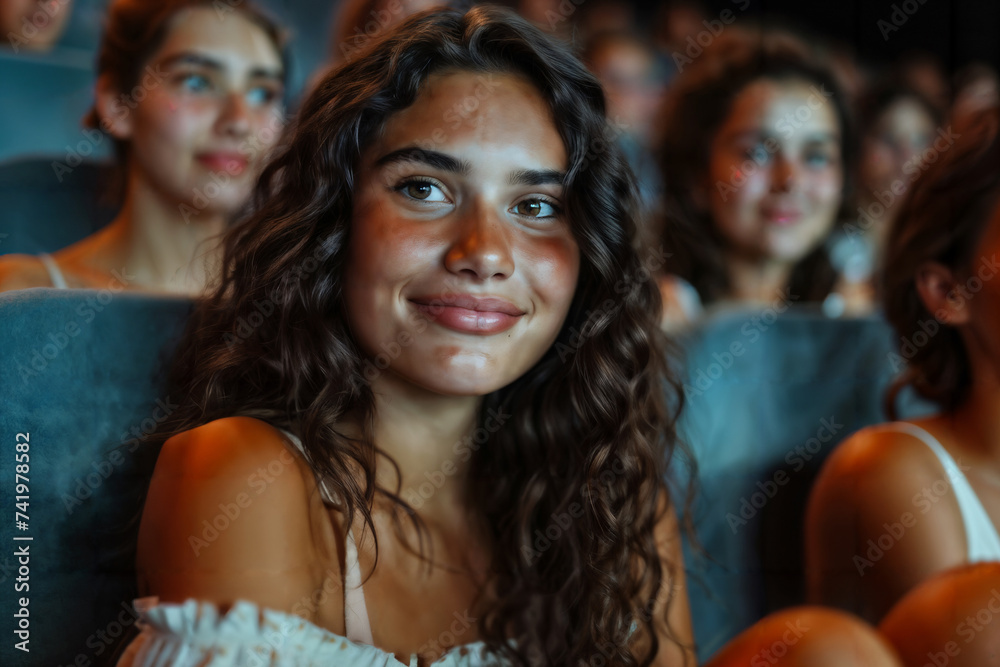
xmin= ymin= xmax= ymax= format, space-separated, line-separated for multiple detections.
xmin=674 ymin=306 xmax=934 ymax=660
xmin=0 ymin=158 xmax=118 ymax=256
xmin=0 ymin=288 xmax=192 ymax=666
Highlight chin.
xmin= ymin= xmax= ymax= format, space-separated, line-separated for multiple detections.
xmin=388 ymin=357 xmax=524 ymax=398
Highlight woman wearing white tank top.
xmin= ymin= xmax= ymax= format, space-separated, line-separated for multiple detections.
xmin=807 ymin=107 xmax=1000 ymax=665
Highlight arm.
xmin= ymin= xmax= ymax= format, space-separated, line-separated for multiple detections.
xmin=136 ymin=416 xmax=344 ymax=627
xmin=648 ymin=498 xmax=697 ymax=666
xmin=805 ymin=426 xmax=967 ymax=623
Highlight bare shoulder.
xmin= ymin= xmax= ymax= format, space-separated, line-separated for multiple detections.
xmin=138 ymin=416 xmax=343 ymax=623
xmin=0 ymin=254 xmax=54 ymax=292
xmin=807 ymin=422 xmax=967 ymax=619
xmin=814 ymin=423 xmax=947 ymax=500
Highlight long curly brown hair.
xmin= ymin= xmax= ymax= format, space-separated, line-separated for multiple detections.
xmin=151 ymin=6 xmax=686 ymax=665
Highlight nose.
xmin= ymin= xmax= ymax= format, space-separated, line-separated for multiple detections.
xmin=770 ymin=153 xmax=799 ymax=193
xmin=444 ymin=200 xmax=515 ymax=281
xmin=217 ymin=92 xmax=251 ymax=138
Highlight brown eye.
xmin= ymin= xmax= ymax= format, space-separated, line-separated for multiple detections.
xmin=513 ymin=198 xmax=559 ymax=219
xmin=407 ymin=183 xmax=433 ymax=199
xmin=516 ymin=200 xmax=543 ymax=216
xmin=396 ymin=180 xmax=446 ymax=202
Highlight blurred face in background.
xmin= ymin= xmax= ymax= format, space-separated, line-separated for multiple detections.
xmin=703 ymin=77 xmax=843 ymax=264
xmin=858 ymin=97 xmax=936 ymax=207
xmin=588 ymin=36 xmax=662 ymax=139
xmin=100 ymin=7 xmax=285 ymax=218
xmin=1 ymin=0 xmax=75 ymax=51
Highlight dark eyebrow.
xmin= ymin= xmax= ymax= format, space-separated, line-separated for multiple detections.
xmin=157 ymin=52 xmax=283 ymax=81
xmin=375 ymin=147 xmax=471 ymax=175
xmin=507 ymin=168 xmax=565 ymax=187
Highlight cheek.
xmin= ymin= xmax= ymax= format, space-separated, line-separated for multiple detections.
xmin=710 ymin=168 xmax=769 ymax=235
xmin=519 ymin=235 xmax=580 ymax=313
xmin=137 ymin=93 xmax=216 ymax=145
xmin=806 ymin=170 xmax=843 ymax=212
xmin=248 ymin=111 xmax=284 ymax=155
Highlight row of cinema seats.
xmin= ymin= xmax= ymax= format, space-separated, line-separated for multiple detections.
xmin=0 ymin=285 xmax=932 ymax=665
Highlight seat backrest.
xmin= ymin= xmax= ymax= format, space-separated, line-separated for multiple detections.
xmin=0 ymin=288 xmax=192 ymax=666
xmin=674 ymin=306 xmax=934 ymax=660
xmin=0 ymin=158 xmax=118 ymax=255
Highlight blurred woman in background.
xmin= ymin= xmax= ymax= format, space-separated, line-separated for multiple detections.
xmin=656 ymin=26 xmax=852 ymax=330
xmin=807 ymin=107 xmax=1000 ymax=656
xmin=0 ymin=0 xmax=287 ymax=295
xmin=828 ymin=81 xmax=941 ymax=316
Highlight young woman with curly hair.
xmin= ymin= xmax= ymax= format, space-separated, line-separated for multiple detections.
xmin=118 ymin=7 xmax=901 ymax=666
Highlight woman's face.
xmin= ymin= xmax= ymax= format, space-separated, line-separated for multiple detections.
xmin=344 ymin=70 xmax=581 ymax=396
xmin=104 ymin=7 xmax=284 ymax=218
xmin=703 ymin=78 xmax=843 ymax=263
xmin=858 ymin=98 xmax=936 ymax=202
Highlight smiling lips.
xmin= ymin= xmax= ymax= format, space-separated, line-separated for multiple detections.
xmin=196 ymin=152 xmax=249 ymax=175
xmin=764 ymin=208 xmax=803 ymax=226
xmin=409 ymin=295 xmax=525 ymax=334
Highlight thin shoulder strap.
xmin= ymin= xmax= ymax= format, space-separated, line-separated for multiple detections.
xmin=883 ymin=422 xmax=1000 ymax=561
xmin=38 ymin=253 xmax=68 ymax=289
xmin=344 ymin=529 xmax=374 ymax=645
xmin=275 ymin=426 xmax=374 ymax=642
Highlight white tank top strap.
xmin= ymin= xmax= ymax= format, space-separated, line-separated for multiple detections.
xmin=883 ymin=422 xmax=1000 ymax=561
xmin=38 ymin=253 xmax=68 ymax=289
xmin=274 ymin=426 xmax=375 ymax=645
xmin=343 ymin=528 xmax=375 ymax=645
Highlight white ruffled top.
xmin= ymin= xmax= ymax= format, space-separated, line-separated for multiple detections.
xmin=116 ymin=596 xmax=503 ymax=667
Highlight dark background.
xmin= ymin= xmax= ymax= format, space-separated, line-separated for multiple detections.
xmin=650 ymin=0 xmax=1000 ymax=74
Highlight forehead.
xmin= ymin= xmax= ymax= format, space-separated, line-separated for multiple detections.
xmin=152 ymin=6 xmax=282 ymax=70
xmin=723 ymin=77 xmax=840 ymax=136
xmin=373 ymin=70 xmax=566 ymax=167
